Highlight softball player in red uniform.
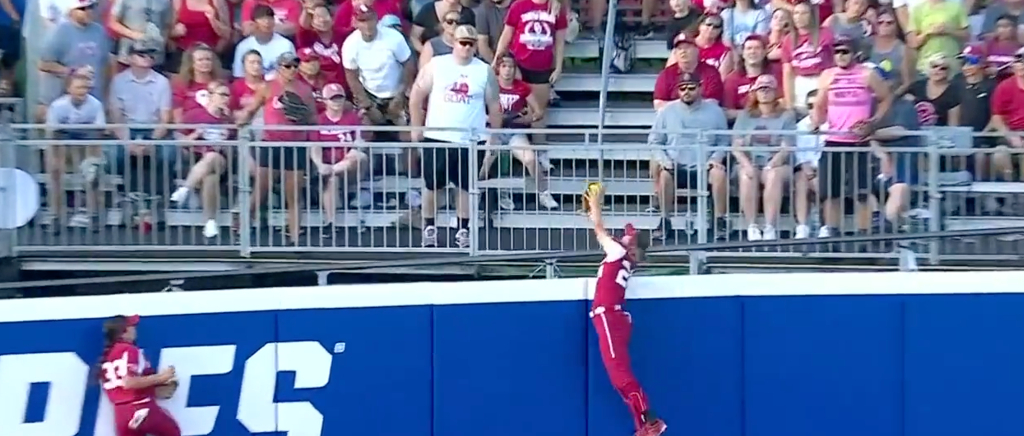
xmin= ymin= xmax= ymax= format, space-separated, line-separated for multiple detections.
xmin=584 ymin=186 xmax=667 ymax=436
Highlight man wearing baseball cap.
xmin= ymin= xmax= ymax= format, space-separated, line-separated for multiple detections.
xmin=648 ymin=71 xmax=730 ymax=241
xmin=990 ymin=47 xmax=1024 ymax=171
xmin=652 ymin=31 xmax=724 ymax=111
xmin=957 ymin=45 xmax=997 ymax=150
xmin=232 ymin=4 xmax=297 ymax=80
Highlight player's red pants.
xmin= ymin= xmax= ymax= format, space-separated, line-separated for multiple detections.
xmin=114 ymin=400 xmax=181 ymax=436
xmin=591 ymin=305 xmax=650 ymax=431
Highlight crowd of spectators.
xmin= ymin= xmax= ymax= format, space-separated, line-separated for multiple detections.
xmin=649 ymin=0 xmax=1024 ymax=242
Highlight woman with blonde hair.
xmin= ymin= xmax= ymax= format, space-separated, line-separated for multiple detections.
xmin=171 ymin=43 xmax=225 ymax=123
xmin=730 ymin=74 xmax=797 ymax=241
xmin=766 ymin=8 xmax=794 ymax=64
xmin=494 ymin=0 xmax=567 ymax=145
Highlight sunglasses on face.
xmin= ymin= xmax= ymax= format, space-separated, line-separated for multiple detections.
xmin=1014 ymin=54 xmax=1024 ymax=63
xmin=132 ymin=51 xmax=156 ymax=58
xmin=704 ymin=21 xmax=722 ymax=28
xmin=212 ymin=90 xmax=230 ymax=97
xmin=878 ymin=19 xmax=895 ymax=25
xmin=458 ymin=40 xmax=476 ymax=47
xmin=834 ymin=48 xmax=852 ymax=55
xmin=678 ymin=84 xmax=699 ymax=91
xmin=77 ymin=4 xmax=97 ymax=10
xmin=930 ymin=63 xmax=948 ymax=70
xmin=281 ymin=63 xmax=299 ymax=69
xmin=444 ymin=19 xmax=458 ymax=25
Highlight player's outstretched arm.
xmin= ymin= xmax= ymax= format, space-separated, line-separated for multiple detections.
xmin=583 ymin=186 xmax=617 ymax=254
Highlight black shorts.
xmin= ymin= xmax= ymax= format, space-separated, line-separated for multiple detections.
xmin=0 ymin=25 xmax=20 ymax=70
xmin=519 ymin=67 xmax=554 ymax=85
xmin=669 ymin=166 xmax=705 ymax=190
xmin=816 ymin=145 xmax=880 ymax=201
xmin=422 ymin=137 xmax=478 ymax=190
xmin=253 ymin=145 xmax=308 ymax=172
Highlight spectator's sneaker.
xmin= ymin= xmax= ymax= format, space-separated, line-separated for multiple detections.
xmin=170 ymin=186 xmax=190 ymax=205
xmin=645 ymin=204 xmax=660 ymax=213
xmin=422 ymin=225 xmax=438 ymax=247
xmin=634 ymin=23 xmax=656 ymax=40
xmin=79 ymin=157 xmax=104 ymax=184
xmin=642 ymin=419 xmax=667 ymax=436
xmin=538 ymin=191 xmax=559 ymax=209
xmin=714 ymin=217 xmax=729 ymax=240
xmin=549 ymin=89 xmax=562 ymax=107
xmin=69 ymin=212 xmax=97 ymax=232
xmin=652 ymin=217 xmax=674 ymax=241
xmin=818 ymin=226 xmax=835 ymax=238
xmin=761 ymin=224 xmax=777 ymax=241
xmin=349 ymin=189 xmax=372 ymax=209
xmin=746 ymin=225 xmax=763 ymax=241
xmin=537 ymin=153 xmax=554 ymax=172
xmin=203 ymin=219 xmax=219 ymax=238
xmin=794 ymin=224 xmax=811 ymax=239
xmin=321 ymin=222 xmax=334 ymax=240
xmin=499 ymin=190 xmax=515 ymax=210
xmin=455 ymin=228 xmax=471 ymax=249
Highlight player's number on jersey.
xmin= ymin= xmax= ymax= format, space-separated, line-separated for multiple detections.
xmin=102 ymin=354 xmax=130 ymax=390
xmin=598 ymin=260 xmax=633 ymax=287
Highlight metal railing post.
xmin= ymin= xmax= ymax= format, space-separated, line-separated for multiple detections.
xmin=238 ymin=127 xmax=252 ymax=257
xmin=926 ymin=133 xmax=941 ymax=266
xmin=468 ymin=133 xmax=480 ymax=256
xmin=595 ymin=0 xmax=619 ymax=150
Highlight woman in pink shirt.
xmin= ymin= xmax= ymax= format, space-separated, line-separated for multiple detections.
xmin=170 ymin=0 xmax=231 ymax=64
xmin=310 ymin=83 xmax=369 ymax=235
xmin=298 ymin=3 xmax=350 ymax=88
xmin=494 ymin=0 xmax=568 ymax=145
xmin=983 ymin=14 xmax=1022 ymax=81
xmin=782 ymin=0 xmax=833 ymax=112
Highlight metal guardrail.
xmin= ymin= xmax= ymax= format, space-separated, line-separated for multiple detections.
xmin=2 ymin=121 xmax=1022 ymax=265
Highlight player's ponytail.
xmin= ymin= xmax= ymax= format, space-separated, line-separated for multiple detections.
xmin=93 ymin=316 xmax=128 ymax=383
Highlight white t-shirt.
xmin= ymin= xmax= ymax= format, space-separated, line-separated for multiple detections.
xmin=795 ymin=116 xmax=827 ymax=167
xmin=424 ymin=55 xmax=491 ymax=143
xmin=232 ymin=33 xmax=296 ymax=80
xmin=341 ymin=27 xmax=411 ymax=99
xmin=40 ymin=0 xmax=79 ymax=29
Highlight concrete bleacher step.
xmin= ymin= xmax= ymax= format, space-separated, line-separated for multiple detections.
xmin=565 ymin=39 xmax=669 ymax=60
xmin=557 ymin=73 xmax=659 ymax=93
xmin=943 ymin=216 xmax=1024 ymax=231
xmin=548 ymin=102 xmax=654 ymax=127
xmin=939 ymin=182 xmax=1024 ymax=194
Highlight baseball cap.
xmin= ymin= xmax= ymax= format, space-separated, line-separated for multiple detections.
xmin=1015 ymin=46 xmax=1024 ymax=57
xmin=753 ymin=74 xmax=778 ymax=90
xmin=958 ymin=45 xmax=985 ymax=65
xmin=125 ymin=315 xmax=140 ymax=326
xmin=454 ymin=25 xmax=478 ymax=41
xmin=378 ymin=14 xmax=402 ymax=29
xmin=129 ymin=41 xmax=158 ymax=54
xmin=74 ymin=0 xmax=97 ymax=9
xmin=354 ymin=4 xmax=377 ymax=21
xmin=677 ymin=72 xmax=701 ymax=86
xmin=862 ymin=61 xmax=892 ymax=81
xmin=298 ymin=47 xmax=319 ymax=62
xmin=832 ymin=35 xmax=855 ymax=50
xmin=619 ymin=223 xmax=638 ymax=248
xmin=322 ymin=83 xmax=346 ymax=100
xmin=673 ymin=32 xmax=696 ymax=47
xmin=252 ymin=4 xmax=275 ymax=19
xmin=277 ymin=51 xmax=300 ymax=65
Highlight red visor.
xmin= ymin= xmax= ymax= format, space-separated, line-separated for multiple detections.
xmin=125 ymin=314 xmax=140 ymax=326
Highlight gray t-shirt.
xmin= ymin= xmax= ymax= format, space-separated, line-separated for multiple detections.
xmin=732 ymin=109 xmax=798 ymax=166
xmin=869 ymin=41 xmax=908 ymax=94
xmin=648 ymin=99 xmax=731 ymax=169
xmin=427 ymin=36 xmax=454 ymax=58
xmin=474 ymin=1 xmax=509 ymax=55
xmin=41 ymin=22 xmax=114 ymax=102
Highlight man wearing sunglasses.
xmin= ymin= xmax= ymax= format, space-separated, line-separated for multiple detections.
xmin=990 ymin=47 xmax=1024 ymax=180
xmin=648 ymin=72 xmax=730 ymax=241
xmin=38 ymin=0 xmax=114 ymax=123
xmin=812 ymin=35 xmax=892 ymax=239
xmin=957 ymin=46 xmax=997 ymax=153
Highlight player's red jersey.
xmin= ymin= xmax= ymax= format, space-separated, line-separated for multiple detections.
xmin=311 ymin=110 xmax=363 ymax=164
xmin=593 ymin=242 xmax=635 ymax=309
xmin=101 ymin=341 xmax=153 ymax=405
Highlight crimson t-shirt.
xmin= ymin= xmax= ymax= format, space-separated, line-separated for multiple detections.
xmin=499 ymin=79 xmax=532 ymax=115
xmin=992 ymin=77 xmax=1024 ymax=130
xmin=312 ymin=111 xmax=364 ymax=164
xmin=698 ymin=40 xmax=731 ymax=72
xmin=173 ymin=79 xmax=215 ymax=114
xmin=504 ymin=0 xmax=568 ymax=72
xmin=296 ymin=29 xmax=351 ymax=88
xmin=230 ymin=79 xmax=263 ymax=111
xmin=181 ymin=107 xmax=233 ymax=153
xmin=653 ymin=62 xmax=724 ymax=103
xmin=781 ymin=29 xmax=834 ymax=77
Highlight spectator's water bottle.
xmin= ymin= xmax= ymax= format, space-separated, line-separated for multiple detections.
xmin=498 ymin=151 xmax=513 ymax=178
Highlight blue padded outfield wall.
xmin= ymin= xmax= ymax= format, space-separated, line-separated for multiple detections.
xmin=2 ymin=271 xmax=1024 ymax=436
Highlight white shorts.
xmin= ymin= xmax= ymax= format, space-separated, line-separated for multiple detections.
xmin=793 ymin=75 xmax=820 ymax=111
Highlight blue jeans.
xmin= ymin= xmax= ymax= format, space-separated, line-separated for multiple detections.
xmin=105 ymin=128 xmax=179 ymax=195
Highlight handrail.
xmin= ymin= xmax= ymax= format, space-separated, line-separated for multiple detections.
xmin=595 ymin=0 xmax=620 ymax=149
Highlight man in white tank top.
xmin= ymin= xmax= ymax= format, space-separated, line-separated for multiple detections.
xmin=409 ymin=25 xmax=504 ymax=249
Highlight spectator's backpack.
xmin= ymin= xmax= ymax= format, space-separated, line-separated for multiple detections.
xmin=606 ymin=21 xmax=636 ymax=74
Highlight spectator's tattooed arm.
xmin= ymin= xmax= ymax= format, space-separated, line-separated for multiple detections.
xmin=408 ymin=61 xmax=435 ymax=142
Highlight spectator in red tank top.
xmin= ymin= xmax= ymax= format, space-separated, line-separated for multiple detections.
xmin=771 ymin=0 xmax=835 ymax=22
xmin=494 ymin=0 xmax=567 ymax=146
xmin=310 ymin=83 xmax=370 ymax=234
xmin=723 ymin=35 xmax=783 ymax=120
xmin=991 ymin=49 xmax=1024 ymax=158
xmin=667 ymin=14 xmax=734 ymax=77
xmin=297 ymin=47 xmax=339 ymax=113
xmin=334 ymin=0 xmax=403 ymax=36
xmin=230 ymin=49 xmax=266 ymax=114
xmin=654 ymin=32 xmax=724 ymax=109
xmin=170 ymin=0 xmax=231 ymax=64
xmin=172 ymin=43 xmax=224 ymax=122
xmin=240 ymin=0 xmax=299 ymax=37
xmin=298 ymin=3 xmax=349 ymax=89
xmin=171 ymin=79 xmax=234 ymax=239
